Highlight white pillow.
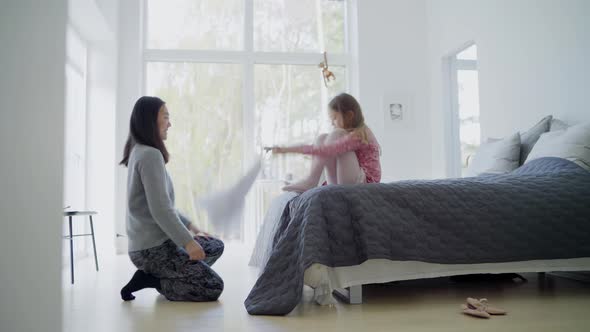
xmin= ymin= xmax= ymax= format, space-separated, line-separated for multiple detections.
xmin=484 ymin=116 xmax=552 ymax=165
xmin=519 ymin=115 xmax=552 ymax=164
xmin=465 ymin=133 xmax=521 ymax=177
xmin=550 ymin=118 xmax=569 ymax=131
xmin=525 ymin=123 xmax=590 ymax=170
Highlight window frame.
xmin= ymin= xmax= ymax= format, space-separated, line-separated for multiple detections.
xmin=446 ymin=41 xmax=479 ymax=178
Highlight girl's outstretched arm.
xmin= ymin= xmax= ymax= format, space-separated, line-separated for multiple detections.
xmin=281 ymin=133 xmax=363 ymax=157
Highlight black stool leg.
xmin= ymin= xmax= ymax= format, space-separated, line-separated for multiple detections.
xmin=69 ymin=216 xmax=74 ymax=284
xmin=89 ymin=215 xmax=99 ymax=271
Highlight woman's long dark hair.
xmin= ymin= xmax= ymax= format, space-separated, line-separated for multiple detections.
xmin=120 ymin=96 xmax=169 ymax=166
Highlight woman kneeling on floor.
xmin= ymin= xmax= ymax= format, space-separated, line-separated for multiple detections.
xmin=119 ymin=96 xmax=224 ymax=302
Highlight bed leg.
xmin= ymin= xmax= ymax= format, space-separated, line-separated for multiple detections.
xmin=333 ymin=285 xmax=363 ymax=304
xmin=349 ymin=285 xmax=362 ymax=304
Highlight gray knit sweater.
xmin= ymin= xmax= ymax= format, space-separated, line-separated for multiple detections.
xmin=125 ymin=144 xmax=195 ymax=252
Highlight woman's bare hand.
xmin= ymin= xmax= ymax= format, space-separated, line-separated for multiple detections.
xmin=184 ymin=240 xmax=205 ymax=261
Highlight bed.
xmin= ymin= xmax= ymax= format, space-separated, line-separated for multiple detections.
xmin=245 ymin=157 xmax=590 ymax=315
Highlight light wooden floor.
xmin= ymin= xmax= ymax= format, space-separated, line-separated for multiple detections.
xmin=63 ymin=243 xmax=590 ymax=332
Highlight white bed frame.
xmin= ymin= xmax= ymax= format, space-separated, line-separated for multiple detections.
xmin=304 ymin=257 xmax=590 ymax=305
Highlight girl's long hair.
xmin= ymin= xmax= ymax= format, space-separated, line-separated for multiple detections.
xmin=328 ymin=93 xmax=369 ymax=143
xmin=120 ymin=96 xmax=169 ymax=166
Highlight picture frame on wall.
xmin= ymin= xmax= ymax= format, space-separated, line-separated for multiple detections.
xmin=389 ymin=103 xmax=403 ymax=120
xmin=383 ymin=91 xmax=412 ymax=126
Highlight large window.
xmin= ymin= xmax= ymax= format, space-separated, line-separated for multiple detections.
xmin=143 ymin=0 xmax=352 ymax=240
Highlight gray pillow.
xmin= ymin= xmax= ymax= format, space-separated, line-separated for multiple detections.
xmin=519 ymin=115 xmax=552 ymax=165
xmin=465 ymin=133 xmax=521 ymax=177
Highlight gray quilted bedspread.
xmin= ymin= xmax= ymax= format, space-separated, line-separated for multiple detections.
xmin=244 ymin=157 xmax=590 ymax=315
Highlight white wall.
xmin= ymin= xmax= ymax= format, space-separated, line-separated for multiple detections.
xmin=0 ymin=2 xmax=66 ymax=332
xmin=357 ymin=0 xmax=432 ymax=181
xmin=357 ymin=0 xmax=590 ymax=179
xmin=115 ymin=0 xmax=143 ymax=253
xmin=426 ymin=0 xmax=590 ymax=177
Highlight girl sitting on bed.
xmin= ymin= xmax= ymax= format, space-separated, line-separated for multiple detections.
xmin=268 ymin=93 xmax=381 ymax=193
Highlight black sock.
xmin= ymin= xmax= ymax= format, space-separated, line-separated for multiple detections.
xmin=120 ymin=270 xmax=161 ymax=301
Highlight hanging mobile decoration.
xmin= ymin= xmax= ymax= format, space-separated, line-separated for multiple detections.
xmin=319 ymin=51 xmax=336 ymax=87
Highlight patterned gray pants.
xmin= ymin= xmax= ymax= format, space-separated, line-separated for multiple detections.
xmin=129 ymin=236 xmax=224 ymax=301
